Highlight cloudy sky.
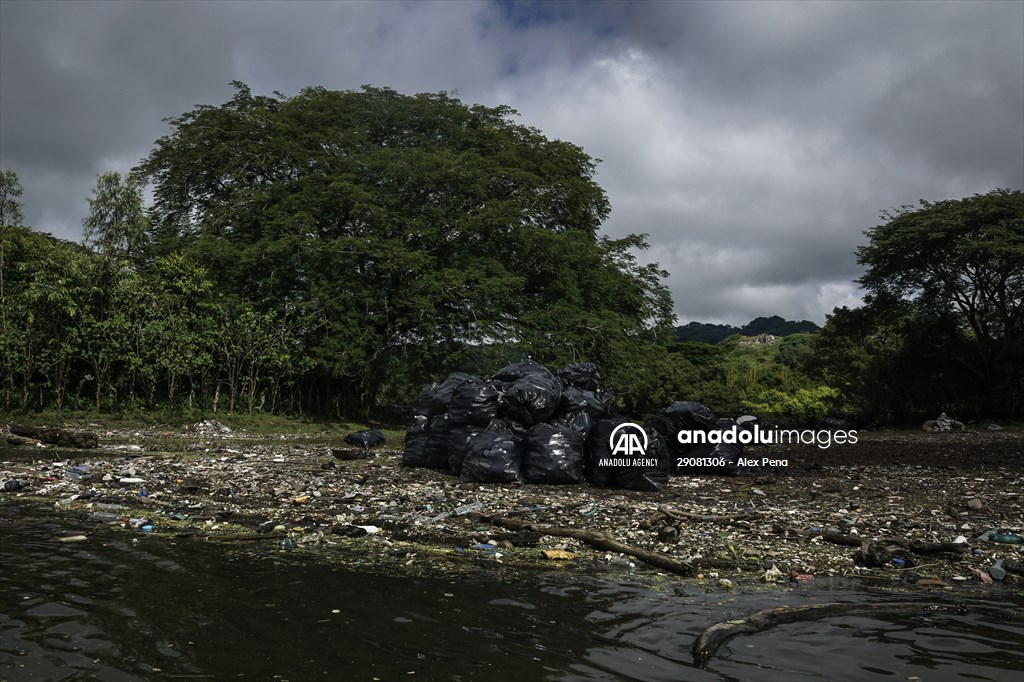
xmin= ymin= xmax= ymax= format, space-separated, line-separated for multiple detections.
xmin=2 ymin=0 xmax=1021 ymax=325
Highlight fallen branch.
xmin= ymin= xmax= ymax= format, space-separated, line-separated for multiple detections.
xmin=881 ymin=537 xmax=972 ymax=555
xmin=470 ymin=513 xmax=695 ymax=576
xmin=10 ymin=424 xmax=98 ymax=449
xmin=693 ymin=601 xmax=1024 ymax=668
xmin=660 ymin=505 xmax=761 ymax=527
xmin=773 ymin=523 xmax=861 ymax=546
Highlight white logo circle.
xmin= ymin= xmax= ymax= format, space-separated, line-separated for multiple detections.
xmin=609 ymin=422 xmax=648 ymax=457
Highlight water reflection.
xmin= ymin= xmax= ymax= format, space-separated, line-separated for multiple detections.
xmin=1 ymin=513 xmax=1021 ymax=681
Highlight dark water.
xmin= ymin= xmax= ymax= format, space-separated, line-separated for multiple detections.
xmin=2 ymin=514 xmax=1022 ymax=682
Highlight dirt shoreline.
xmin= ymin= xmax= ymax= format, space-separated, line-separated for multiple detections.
xmin=2 ymin=425 xmax=1022 ymax=590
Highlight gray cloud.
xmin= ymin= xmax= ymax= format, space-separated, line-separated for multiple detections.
xmin=2 ymin=0 xmax=1020 ymax=326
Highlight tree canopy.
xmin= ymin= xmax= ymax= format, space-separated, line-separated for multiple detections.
xmin=134 ymin=83 xmax=673 ymax=414
xmin=814 ymin=188 xmax=1024 ymax=419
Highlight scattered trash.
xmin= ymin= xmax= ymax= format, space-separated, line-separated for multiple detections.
xmin=453 ymin=502 xmax=485 ymax=516
xmin=331 ymin=448 xmax=371 ymax=461
xmin=343 ymin=428 xmax=386 ymax=449
xmin=922 ymin=412 xmax=964 ymax=432
xmin=763 ymin=564 xmax=784 ymax=583
xmin=972 ymin=568 xmax=993 ymax=584
xmin=195 ymin=419 xmax=231 ymax=433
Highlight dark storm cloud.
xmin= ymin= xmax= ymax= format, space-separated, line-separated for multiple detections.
xmin=1 ymin=0 xmax=1020 ymax=325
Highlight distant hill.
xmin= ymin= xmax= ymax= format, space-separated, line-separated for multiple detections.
xmin=675 ymin=315 xmax=820 ymax=343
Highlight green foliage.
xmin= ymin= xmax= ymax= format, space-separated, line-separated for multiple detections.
xmin=133 ymin=83 xmax=673 ymax=416
xmin=741 ymin=386 xmax=840 ymax=425
xmin=0 ymin=169 xmax=25 ymax=227
xmin=83 ymin=171 xmax=149 ymax=260
xmin=817 ymin=188 xmax=1024 ymax=419
xmin=675 ymin=315 xmax=819 ymax=343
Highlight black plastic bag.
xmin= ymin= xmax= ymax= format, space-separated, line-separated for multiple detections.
xmin=412 ymin=384 xmax=437 ymax=417
xmin=429 ymin=372 xmax=478 ymax=417
xmin=709 ymin=419 xmax=742 ymax=476
xmin=343 ymin=428 xmax=385 ymax=449
xmin=646 ymin=400 xmax=718 ymax=466
xmin=448 ymin=424 xmax=484 ymax=476
xmin=459 ymin=419 xmax=524 ymax=483
xmin=615 ymin=426 xmax=671 ymax=491
xmin=491 ymin=358 xmax=555 ymax=383
xmin=401 ymin=416 xmax=429 ymax=468
xmin=557 ymin=362 xmax=601 ymax=391
xmin=500 ymin=373 xmax=564 ymax=426
xmin=424 ymin=414 xmax=451 ymax=470
xmin=559 ymin=386 xmax=610 ymax=417
xmin=448 ymin=378 xmax=501 ymax=426
xmin=524 ymin=422 xmax=585 ymax=484
xmin=585 ymin=417 xmax=668 ymax=491
xmin=558 ymin=411 xmax=596 ymax=439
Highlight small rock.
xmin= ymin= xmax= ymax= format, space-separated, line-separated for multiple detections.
xmin=965 ymin=498 xmax=983 ymax=510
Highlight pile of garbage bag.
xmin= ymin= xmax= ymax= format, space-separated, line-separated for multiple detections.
xmin=402 ymin=359 xmax=744 ymax=490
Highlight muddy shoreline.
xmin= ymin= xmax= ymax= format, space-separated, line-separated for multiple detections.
xmin=2 ymin=424 xmax=1022 ymax=590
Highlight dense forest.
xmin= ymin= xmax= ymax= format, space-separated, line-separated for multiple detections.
xmin=1 ymin=84 xmax=1021 ymax=424
xmin=675 ymin=316 xmax=820 ymax=344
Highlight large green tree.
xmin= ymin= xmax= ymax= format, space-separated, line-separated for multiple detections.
xmin=83 ymin=171 xmax=149 ymax=260
xmin=134 ymin=83 xmax=673 ymax=415
xmin=818 ymin=188 xmax=1024 ymax=419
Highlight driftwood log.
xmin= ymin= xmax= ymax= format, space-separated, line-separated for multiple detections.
xmin=693 ymin=601 xmax=1024 ymax=668
xmin=773 ymin=524 xmax=971 ymax=556
xmin=470 ymin=513 xmax=695 ymax=576
xmin=9 ymin=424 xmax=98 ymax=449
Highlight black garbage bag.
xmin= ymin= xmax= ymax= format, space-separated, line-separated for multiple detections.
xmin=557 ymin=362 xmax=601 ymax=391
xmin=736 ymin=415 xmax=760 ymax=432
xmin=424 ymin=414 xmax=451 ymax=470
xmin=460 ymin=419 xmax=524 ymax=483
xmin=501 ymin=373 xmax=564 ymax=426
xmin=558 ymin=411 xmax=597 ymax=439
xmin=585 ymin=416 xmax=629 ymax=487
xmin=429 ymin=372 xmax=478 ymax=417
xmin=585 ymin=417 xmax=669 ymax=491
xmin=492 ymin=358 xmax=555 ymax=383
xmin=709 ymin=419 xmax=742 ymax=476
xmin=646 ymin=400 xmax=718 ymax=468
xmin=616 ymin=426 xmax=671 ymax=492
xmin=413 ymin=384 xmax=437 ymax=417
xmin=343 ymin=428 xmax=386 ymax=449
xmin=559 ymin=386 xmax=611 ymax=417
xmin=448 ymin=378 xmax=501 ymax=426
xmin=448 ymin=424 xmax=484 ymax=476
xmin=401 ymin=416 xmax=429 ymax=468
xmin=524 ymin=422 xmax=585 ymax=484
